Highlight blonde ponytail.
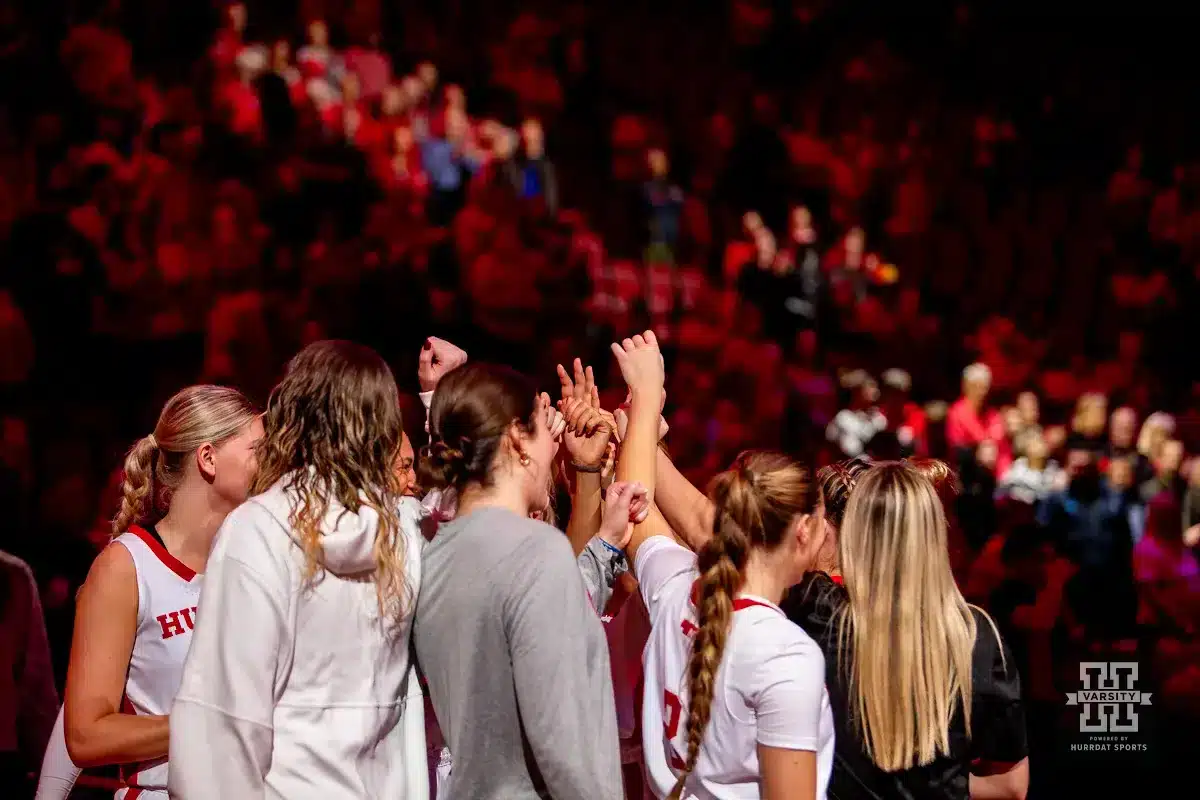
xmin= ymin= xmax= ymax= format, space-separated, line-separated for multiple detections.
xmin=110 ymin=386 xmax=257 ymax=537
xmin=111 ymin=435 xmax=160 ymax=536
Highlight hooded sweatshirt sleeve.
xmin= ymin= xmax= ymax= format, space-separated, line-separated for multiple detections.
xmin=169 ymin=502 xmax=293 ymax=799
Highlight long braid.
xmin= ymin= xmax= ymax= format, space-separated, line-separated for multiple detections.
xmin=668 ymin=472 xmax=757 ymax=799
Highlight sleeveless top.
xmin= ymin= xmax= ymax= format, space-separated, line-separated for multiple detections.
xmin=111 ymin=525 xmax=202 ymax=798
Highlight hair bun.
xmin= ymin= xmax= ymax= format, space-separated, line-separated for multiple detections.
xmin=420 ymin=438 xmax=472 ymax=489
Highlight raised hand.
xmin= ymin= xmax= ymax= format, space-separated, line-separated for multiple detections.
xmin=539 ymin=392 xmax=567 ymax=441
xmin=610 ymin=331 xmax=664 ymax=397
xmin=559 ymin=397 xmax=613 ymax=469
xmin=598 ymin=481 xmax=650 ymax=550
xmin=418 ymin=337 xmax=468 ymax=392
xmin=556 ymin=358 xmax=598 ymax=407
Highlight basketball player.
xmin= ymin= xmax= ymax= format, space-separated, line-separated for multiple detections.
xmin=612 ymin=331 xmax=834 ymax=799
xmin=58 ymin=386 xmax=261 ymax=799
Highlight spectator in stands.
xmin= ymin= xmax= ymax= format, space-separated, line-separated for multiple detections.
xmin=826 ymin=370 xmax=885 ymax=459
xmin=997 ymin=431 xmax=1063 ymax=506
xmin=1065 ymin=393 xmax=1108 ymax=456
xmin=947 ymin=363 xmax=1001 ymax=465
xmin=879 ymin=368 xmax=925 ymax=456
xmin=503 ymin=118 xmax=558 ymax=217
xmin=1040 ymin=452 xmax=1139 ymax=637
xmin=0 ymin=550 xmax=58 ymax=791
xmin=1141 ymin=439 xmax=1185 ymax=504
xmin=1137 ymin=413 xmax=1176 ymax=485
xmin=418 ymin=105 xmax=484 ymax=226
xmin=1014 ymin=390 xmax=1042 ymax=444
xmin=642 ymin=148 xmax=683 ymax=263
xmin=1134 ymin=493 xmax=1200 ymax=635
xmin=1108 ymin=406 xmax=1139 ymax=460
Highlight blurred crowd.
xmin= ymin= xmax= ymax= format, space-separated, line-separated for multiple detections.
xmin=0 ymin=1 xmax=1198 ymax=794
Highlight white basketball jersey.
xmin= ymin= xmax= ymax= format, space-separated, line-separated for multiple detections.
xmin=636 ymin=537 xmax=834 ymax=800
xmin=112 ymin=526 xmax=203 ymax=799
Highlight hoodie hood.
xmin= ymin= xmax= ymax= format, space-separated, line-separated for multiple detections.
xmin=257 ymin=476 xmax=424 ymax=575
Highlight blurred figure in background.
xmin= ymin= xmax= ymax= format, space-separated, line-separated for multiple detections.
xmin=947 ymin=363 xmax=1002 ymax=470
xmin=642 ymin=148 xmax=683 ymax=264
xmin=1108 ymin=406 xmax=1139 ymax=461
xmin=0 ymin=550 xmax=57 ymax=796
xmin=826 ymin=370 xmax=884 ymax=459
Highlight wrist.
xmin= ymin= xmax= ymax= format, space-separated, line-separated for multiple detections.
xmin=629 ymin=386 xmax=663 ymax=403
xmin=571 ymin=460 xmax=604 ymax=473
xmin=598 ymin=537 xmax=624 ymax=555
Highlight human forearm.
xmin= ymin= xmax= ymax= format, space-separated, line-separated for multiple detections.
xmin=65 ymin=712 xmax=168 ymax=767
xmin=567 ymin=472 xmax=603 ymax=556
xmin=654 ymin=447 xmax=713 ymax=550
xmin=969 ymin=758 xmax=1029 ymax=800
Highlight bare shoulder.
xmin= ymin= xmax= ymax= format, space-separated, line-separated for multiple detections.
xmin=79 ymin=541 xmax=138 ymax=602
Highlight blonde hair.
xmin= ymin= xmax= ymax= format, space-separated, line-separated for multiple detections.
xmin=1137 ymin=412 xmax=1176 ymax=458
xmin=252 ymin=341 xmax=410 ymax=625
xmin=669 ymin=451 xmax=817 ymax=800
xmin=835 ymin=462 xmax=989 ymax=771
xmin=113 ymin=385 xmax=258 ymax=536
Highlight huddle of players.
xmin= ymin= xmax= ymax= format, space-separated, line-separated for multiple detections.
xmin=37 ymin=332 xmax=1029 ymax=800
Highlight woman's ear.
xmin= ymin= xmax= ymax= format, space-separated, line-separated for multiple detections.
xmin=505 ymin=421 xmax=527 ymax=465
xmin=196 ymin=442 xmax=218 ymax=482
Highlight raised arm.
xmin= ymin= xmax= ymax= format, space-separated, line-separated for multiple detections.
xmin=64 ymin=544 xmax=169 ymax=767
xmin=653 ymin=446 xmax=714 ymax=552
xmin=417 ymin=337 xmax=468 ymax=436
xmin=611 ymin=331 xmax=669 ymax=564
xmin=557 ymin=359 xmax=611 ymax=555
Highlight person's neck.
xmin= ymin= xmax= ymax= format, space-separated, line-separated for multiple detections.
xmin=740 ymin=550 xmax=792 ymax=605
xmin=456 ymin=480 xmax=530 ymax=520
xmin=155 ymin=484 xmax=230 ymax=574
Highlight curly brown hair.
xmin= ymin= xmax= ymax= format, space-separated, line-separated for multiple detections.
xmin=252 ymin=341 xmax=410 ymax=625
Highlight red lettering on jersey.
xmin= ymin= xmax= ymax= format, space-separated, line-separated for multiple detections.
xmin=680 ymin=618 xmax=698 ymax=636
xmin=180 ymin=607 xmax=196 ymax=630
xmin=157 ymin=611 xmax=186 ymax=639
xmin=664 ymin=690 xmax=688 ymax=770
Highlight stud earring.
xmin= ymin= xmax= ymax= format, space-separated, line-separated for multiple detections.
xmin=519 ymin=454 xmax=531 ymax=467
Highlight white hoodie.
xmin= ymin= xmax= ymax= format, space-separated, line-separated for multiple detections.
xmin=168 ymin=478 xmax=428 ymax=799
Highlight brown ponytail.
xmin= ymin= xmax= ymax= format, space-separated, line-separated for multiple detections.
xmin=669 ymin=451 xmax=816 ymax=798
xmin=112 ymin=435 xmax=160 ymax=536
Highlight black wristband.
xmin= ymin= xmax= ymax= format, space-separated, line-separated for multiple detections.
xmin=572 ymin=461 xmax=603 ymax=474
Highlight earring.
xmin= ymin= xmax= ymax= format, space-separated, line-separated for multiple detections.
xmin=519 ymin=454 xmax=531 ymax=467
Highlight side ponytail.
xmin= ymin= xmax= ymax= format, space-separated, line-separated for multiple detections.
xmin=112 ymin=435 xmax=160 ymax=536
xmin=669 ymin=451 xmax=815 ymax=799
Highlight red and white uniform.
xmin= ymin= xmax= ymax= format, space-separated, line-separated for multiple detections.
xmin=636 ymin=536 xmax=834 ymax=799
xmin=113 ymin=526 xmax=203 ymax=799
